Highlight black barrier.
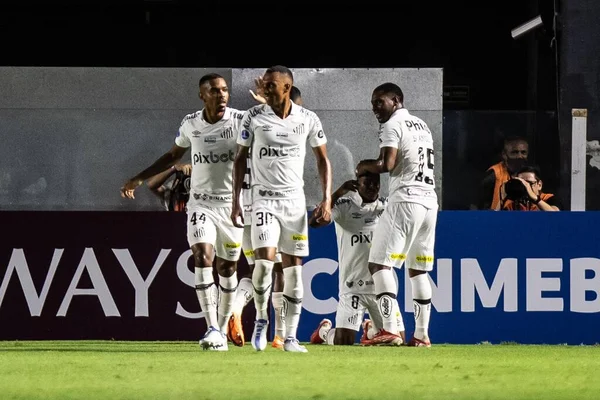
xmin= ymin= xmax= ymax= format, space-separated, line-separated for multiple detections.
xmin=0 ymin=212 xmax=252 ymax=340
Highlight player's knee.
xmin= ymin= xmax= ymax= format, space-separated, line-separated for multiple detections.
xmin=272 ymin=263 xmax=285 ymax=292
xmin=408 ymin=268 xmax=427 ymax=278
xmin=369 ymin=262 xmax=389 ymax=275
xmin=334 ymin=328 xmax=355 ymax=345
xmin=216 ymin=259 xmax=236 ymax=277
xmin=191 ymin=246 xmax=213 ymax=268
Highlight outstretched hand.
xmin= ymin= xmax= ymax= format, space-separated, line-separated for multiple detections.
xmin=120 ymin=179 xmax=142 ymax=200
xmin=249 ymin=76 xmax=266 ymax=104
xmin=175 ymin=163 xmax=192 ymax=176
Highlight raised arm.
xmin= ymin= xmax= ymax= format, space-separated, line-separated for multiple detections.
xmin=121 ymin=144 xmax=188 ymax=199
xmin=146 ymin=163 xmax=191 ymax=198
xmin=356 ymin=147 xmax=398 ymax=176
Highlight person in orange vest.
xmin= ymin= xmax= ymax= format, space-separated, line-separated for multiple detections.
xmin=495 ymin=165 xmax=561 ymax=211
xmin=475 ymin=136 xmax=529 ymax=210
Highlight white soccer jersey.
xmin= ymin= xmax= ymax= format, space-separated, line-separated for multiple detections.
xmin=242 ymin=148 xmax=252 ymax=222
xmin=237 ymin=102 xmax=327 ymax=200
xmin=378 ymin=108 xmax=438 ymax=208
xmin=175 ymin=107 xmax=244 ymax=207
xmin=332 ymin=191 xmax=387 ymax=295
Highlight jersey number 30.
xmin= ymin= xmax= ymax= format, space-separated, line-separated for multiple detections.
xmin=415 ymin=147 xmax=434 ymax=185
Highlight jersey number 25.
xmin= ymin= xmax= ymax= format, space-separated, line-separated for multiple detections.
xmin=415 ymin=147 xmax=434 ymax=185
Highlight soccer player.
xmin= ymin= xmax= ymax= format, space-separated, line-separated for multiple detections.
xmin=228 ymin=85 xmax=305 ymax=350
xmin=356 ymin=82 xmax=438 ymax=347
xmin=231 ymin=66 xmax=332 ymax=352
xmin=121 ymin=73 xmax=244 ymax=351
xmin=308 ymin=172 xmax=404 ymax=346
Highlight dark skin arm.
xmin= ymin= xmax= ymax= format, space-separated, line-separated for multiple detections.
xmin=146 ymin=167 xmax=176 ymax=198
xmin=231 ymin=144 xmax=250 ymax=228
xmin=121 ymin=144 xmax=188 ymax=199
xmin=309 ymin=180 xmax=357 ymax=228
xmin=146 ymin=163 xmax=192 ymax=198
xmin=311 ymin=144 xmax=333 ymax=224
xmin=356 ymin=147 xmax=398 ymax=176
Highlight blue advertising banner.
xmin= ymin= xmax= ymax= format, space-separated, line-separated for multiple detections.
xmin=0 ymin=211 xmax=598 ymax=345
xmin=300 ymin=211 xmax=600 ymax=345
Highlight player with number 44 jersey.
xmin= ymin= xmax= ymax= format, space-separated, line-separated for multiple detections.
xmin=356 ymin=82 xmax=438 ymax=347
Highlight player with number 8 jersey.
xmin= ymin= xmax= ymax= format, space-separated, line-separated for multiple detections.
xmin=356 ymin=82 xmax=438 ymax=347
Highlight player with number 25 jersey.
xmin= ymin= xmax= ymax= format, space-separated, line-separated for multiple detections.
xmin=368 ymin=107 xmax=438 ymax=268
xmin=356 ymin=82 xmax=438 ymax=348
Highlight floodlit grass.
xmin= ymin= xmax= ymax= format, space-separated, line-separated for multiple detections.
xmin=1 ymin=341 xmax=599 ymax=399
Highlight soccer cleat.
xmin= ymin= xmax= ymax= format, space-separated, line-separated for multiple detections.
xmin=361 ymin=329 xmax=403 ymax=346
xmin=283 ymin=337 xmax=308 ymax=353
xmin=208 ymin=340 xmax=229 ymax=352
xmin=251 ymin=319 xmax=268 ymax=351
xmin=199 ymin=326 xmax=228 ymax=351
xmin=272 ymin=335 xmax=284 ymax=349
xmin=227 ymin=313 xmax=245 ymax=347
xmin=359 ymin=319 xmax=373 ymax=345
xmin=407 ymin=336 xmax=432 ymax=347
xmin=309 ymin=318 xmax=332 ymax=344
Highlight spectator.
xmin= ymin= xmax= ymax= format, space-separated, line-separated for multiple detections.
xmin=474 ymin=136 xmax=529 ymax=210
xmin=496 ymin=165 xmax=561 ymax=211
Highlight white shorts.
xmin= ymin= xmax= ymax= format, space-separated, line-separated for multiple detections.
xmin=368 ymin=202 xmax=438 ymax=270
xmin=335 ymin=293 xmax=382 ymax=332
xmin=186 ymin=204 xmax=243 ymax=262
xmin=242 ymin=223 xmax=282 ymax=265
xmin=251 ymin=197 xmax=309 ymax=257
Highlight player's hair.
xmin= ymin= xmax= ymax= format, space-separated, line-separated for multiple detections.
xmin=373 ymin=82 xmax=404 ymax=103
xmin=290 ymin=86 xmax=302 ymax=103
xmin=199 ymin=73 xmax=225 ymax=87
xmin=516 ymin=165 xmax=541 ymax=181
xmin=265 ymin=65 xmax=294 ymax=83
xmin=503 ymin=135 xmax=528 ymax=147
xmin=356 ymin=170 xmax=380 ymax=180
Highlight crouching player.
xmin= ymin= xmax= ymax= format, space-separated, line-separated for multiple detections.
xmin=309 ymin=171 xmax=404 ymax=345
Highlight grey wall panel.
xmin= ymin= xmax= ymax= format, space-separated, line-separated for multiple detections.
xmin=0 ymin=67 xmax=230 ymax=109
xmin=231 ymin=68 xmax=443 ymax=111
xmin=0 ymin=109 xmax=192 ymax=210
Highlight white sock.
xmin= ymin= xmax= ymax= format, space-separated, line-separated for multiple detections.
xmin=217 ymin=274 xmax=238 ymax=334
xmin=372 ymin=269 xmax=399 ymax=333
xmin=195 ymin=267 xmax=218 ymax=329
xmin=232 ymin=277 xmax=253 ymax=315
xmin=393 ymin=298 xmax=405 ymax=332
xmin=326 ymin=328 xmax=336 ymax=345
xmin=283 ymin=265 xmax=303 ymax=339
xmin=252 ymin=260 xmax=274 ymax=321
xmin=411 ymin=272 xmax=432 ymax=340
xmin=271 ymin=292 xmax=285 ymax=339
xmin=367 ymin=324 xmax=378 ymax=340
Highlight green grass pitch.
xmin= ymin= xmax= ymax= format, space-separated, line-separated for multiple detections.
xmin=1 ymin=341 xmax=599 ymax=399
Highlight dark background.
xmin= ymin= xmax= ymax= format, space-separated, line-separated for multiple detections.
xmin=1 ymin=0 xmax=598 ymax=209
xmin=0 ymin=0 xmax=557 ymax=110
